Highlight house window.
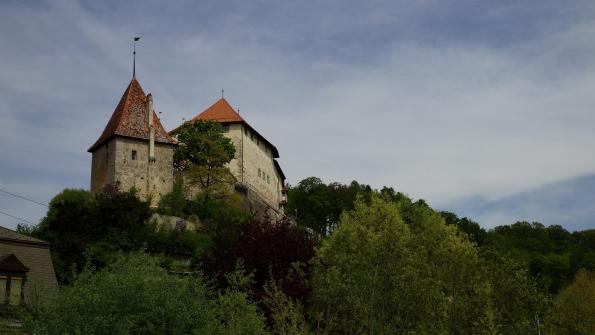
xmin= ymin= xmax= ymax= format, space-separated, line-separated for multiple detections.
xmin=0 ymin=254 xmax=28 ymax=306
xmin=0 ymin=276 xmax=6 ymax=304
xmin=8 ymin=277 xmax=22 ymax=306
xmin=131 ymin=150 xmax=137 ymax=160
xmin=222 ymin=125 xmax=230 ymax=133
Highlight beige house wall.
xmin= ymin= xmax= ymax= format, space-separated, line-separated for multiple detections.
xmin=0 ymin=242 xmax=58 ymax=304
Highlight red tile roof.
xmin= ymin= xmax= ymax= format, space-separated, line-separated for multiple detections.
xmin=193 ymin=98 xmax=245 ymax=123
xmin=88 ymin=78 xmax=176 ymax=152
xmin=171 ymin=98 xmax=280 ymax=158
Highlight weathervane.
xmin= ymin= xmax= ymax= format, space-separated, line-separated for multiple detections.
xmin=133 ymin=36 xmax=140 ymax=78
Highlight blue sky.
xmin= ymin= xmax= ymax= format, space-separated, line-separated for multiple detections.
xmin=1 ymin=0 xmax=595 ymax=231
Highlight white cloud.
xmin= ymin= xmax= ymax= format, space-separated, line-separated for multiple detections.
xmin=1 ymin=0 xmax=595 ymax=228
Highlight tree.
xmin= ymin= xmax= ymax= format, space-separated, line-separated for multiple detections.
xmin=286 ymin=177 xmax=372 ymax=238
xmin=311 ymin=196 xmax=491 ymax=334
xmin=33 ymin=187 xmax=152 ymax=284
xmin=22 ymin=253 xmax=269 ymax=335
xmin=172 ymin=120 xmax=236 ymax=195
xmin=204 ymin=217 xmax=316 ymax=301
xmin=546 ymin=269 xmax=595 ymax=335
xmin=482 ymin=251 xmax=547 ymax=335
xmin=440 ymin=211 xmax=487 ymax=246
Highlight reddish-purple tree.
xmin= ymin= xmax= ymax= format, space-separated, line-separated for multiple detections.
xmin=203 ymin=216 xmax=316 ymax=301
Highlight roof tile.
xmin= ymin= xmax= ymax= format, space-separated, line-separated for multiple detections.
xmin=88 ymin=78 xmax=176 ymax=152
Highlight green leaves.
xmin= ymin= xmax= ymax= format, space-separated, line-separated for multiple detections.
xmin=546 ymin=269 xmax=595 ymax=335
xmin=172 ymin=120 xmax=235 ymax=172
xmin=311 ymin=196 xmax=496 ymax=335
xmin=22 ymin=253 xmax=269 ymax=335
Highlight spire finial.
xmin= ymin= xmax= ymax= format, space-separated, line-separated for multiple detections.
xmin=221 ymin=88 xmax=224 ymax=98
xmin=133 ymin=37 xmax=140 ymax=78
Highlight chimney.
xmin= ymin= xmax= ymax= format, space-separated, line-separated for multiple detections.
xmin=146 ymin=93 xmax=155 ymax=162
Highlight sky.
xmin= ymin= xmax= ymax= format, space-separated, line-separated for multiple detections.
xmin=1 ymin=0 xmax=595 ymax=231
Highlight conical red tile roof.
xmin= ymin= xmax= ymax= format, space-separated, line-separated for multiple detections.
xmin=88 ymin=78 xmax=176 ymax=152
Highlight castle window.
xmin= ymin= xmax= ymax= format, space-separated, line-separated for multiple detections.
xmin=258 ymin=168 xmax=261 ymax=178
xmin=267 ymin=175 xmax=270 ymax=184
xmin=222 ymin=125 xmax=229 ymax=133
xmin=131 ymin=150 xmax=137 ymax=160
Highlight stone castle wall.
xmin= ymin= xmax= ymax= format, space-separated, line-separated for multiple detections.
xmin=90 ymin=140 xmax=116 ymax=194
xmin=224 ymin=123 xmax=283 ymax=211
xmin=91 ymin=126 xmax=283 ymax=213
xmin=90 ymin=136 xmax=174 ymax=204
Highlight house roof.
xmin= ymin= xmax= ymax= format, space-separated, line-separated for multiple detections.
xmin=0 ymin=226 xmax=58 ymax=302
xmin=0 ymin=254 xmax=29 ymax=272
xmin=88 ymin=78 xmax=176 ymax=152
xmin=274 ymin=159 xmax=286 ymax=181
xmin=171 ymin=98 xmax=280 ymax=158
xmin=0 ymin=226 xmax=48 ymax=245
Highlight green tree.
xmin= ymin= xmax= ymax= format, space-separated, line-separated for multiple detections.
xmin=440 ymin=211 xmax=487 ymax=246
xmin=33 ymin=188 xmax=152 ymax=283
xmin=482 ymin=251 xmax=547 ymax=334
xmin=311 ymin=196 xmax=490 ymax=334
xmin=158 ymin=177 xmax=189 ymax=217
xmin=22 ymin=253 xmax=269 ymax=335
xmin=172 ymin=120 xmax=236 ymax=195
xmin=546 ymin=269 xmax=595 ymax=335
xmin=286 ymin=177 xmax=372 ymax=238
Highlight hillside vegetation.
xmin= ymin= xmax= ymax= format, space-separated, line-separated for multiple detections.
xmin=16 ymin=122 xmax=594 ymax=334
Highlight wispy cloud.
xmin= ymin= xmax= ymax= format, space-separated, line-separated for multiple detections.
xmin=1 ymin=0 xmax=594 ymax=230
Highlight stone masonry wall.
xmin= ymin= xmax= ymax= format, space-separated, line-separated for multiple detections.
xmin=113 ymin=137 xmax=174 ymax=204
xmin=224 ymin=124 xmax=283 ymax=210
xmin=90 ymin=140 xmax=116 ymax=194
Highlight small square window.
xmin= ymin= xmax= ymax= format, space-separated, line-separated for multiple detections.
xmin=131 ymin=150 xmax=137 ymax=160
xmin=222 ymin=125 xmax=230 ymax=133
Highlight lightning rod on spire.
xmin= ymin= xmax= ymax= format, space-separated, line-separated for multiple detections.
xmin=133 ymin=36 xmax=140 ymax=78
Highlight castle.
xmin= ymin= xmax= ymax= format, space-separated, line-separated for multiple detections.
xmin=88 ymin=77 xmax=287 ymax=215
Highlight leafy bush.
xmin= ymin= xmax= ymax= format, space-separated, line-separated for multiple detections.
xmin=22 ymin=253 xmax=269 ymax=335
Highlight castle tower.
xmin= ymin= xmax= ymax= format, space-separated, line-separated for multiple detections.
xmin=172 ymin=98 xmax=287 ymax=213
xmin=88 ymin=78 xmax=176 ymax=203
